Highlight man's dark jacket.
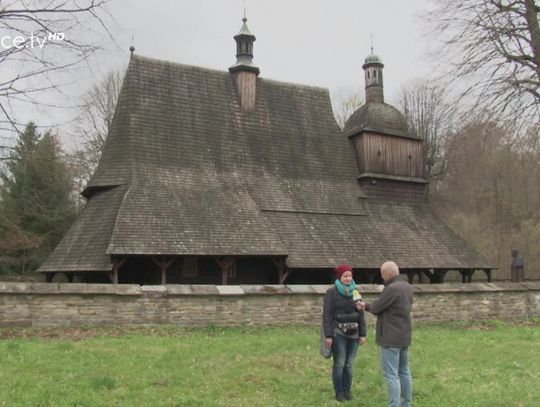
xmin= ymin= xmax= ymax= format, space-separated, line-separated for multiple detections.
xmin=365 ymin=275 xmax=414 ymax=347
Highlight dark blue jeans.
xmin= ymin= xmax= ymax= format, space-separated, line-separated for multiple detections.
xmin=331 ymin=333 xmax=359 ymax=395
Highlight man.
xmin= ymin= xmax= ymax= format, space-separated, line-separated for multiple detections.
xmin=510 ymin=248 xmax=525 ymax=282
xmin=357 ymin=261 xmax=414 ymax=407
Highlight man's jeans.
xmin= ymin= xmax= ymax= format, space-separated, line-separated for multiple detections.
xmin=331 ymin=334 xmax=359 ymax=395
xmin=380 ymin=346 xmax=412 ymax=407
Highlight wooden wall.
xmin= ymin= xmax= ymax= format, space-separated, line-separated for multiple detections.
xmin=233 ymin=71 xmax=257 ymax=111
xmin=353 ymin=132 xmax=424 ymax=178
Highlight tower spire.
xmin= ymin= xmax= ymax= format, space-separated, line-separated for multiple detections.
xmin=229 ymin=13 xmax=259 ymax=75
xmin=362 ymin=50 xmax=384 ymax=103
xmin=129 ymin=34 xmax=135 ymax=57
xmin=229 ymin=12 xmax=259 ymax=111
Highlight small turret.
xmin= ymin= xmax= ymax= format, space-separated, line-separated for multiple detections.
xmin=362 ymin=53 xmax=384 ymax=103
xmin=229 ymin=14 xmax=259 ymax=111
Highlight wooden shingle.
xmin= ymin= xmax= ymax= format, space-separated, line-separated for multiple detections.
xmin=40 ymin=55 xmax=490 ymax=277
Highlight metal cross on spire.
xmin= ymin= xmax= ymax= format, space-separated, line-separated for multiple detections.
xmin=129 ymin=34 xmax=135 ymax=55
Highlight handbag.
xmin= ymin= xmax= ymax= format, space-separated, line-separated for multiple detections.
xmin=319 ymin=325 xmax=332 ymax=359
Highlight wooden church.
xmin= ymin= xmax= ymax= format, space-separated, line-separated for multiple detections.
xmin=39 ymin=17 xmax=492 ymax=285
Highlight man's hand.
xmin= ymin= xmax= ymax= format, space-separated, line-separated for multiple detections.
xmin=358 ymin=336 xmax=367 ymax=346
xmin=355 ymin=301 xmax=366 ymax=311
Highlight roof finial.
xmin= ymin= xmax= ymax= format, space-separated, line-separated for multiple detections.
xmin=370 ymin=33 xmax=374 ymax=55
xmin=243 ymin=0 xmax=247 ymax=22
xmin=129 ymin=34 xmax=135 ymax=56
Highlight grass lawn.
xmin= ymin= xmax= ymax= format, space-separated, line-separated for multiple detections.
xmin=0 ymin=320 xmax=539 ymax=406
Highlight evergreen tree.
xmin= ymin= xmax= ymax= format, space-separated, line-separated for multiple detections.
xmin=0 ymin=122 xmax=76 ymax=274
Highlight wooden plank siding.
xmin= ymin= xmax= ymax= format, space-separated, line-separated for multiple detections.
xmin=353 ymin=132 xmax=424 ymax=178
xmin=233 ymin=71 xmax=257 ymax=111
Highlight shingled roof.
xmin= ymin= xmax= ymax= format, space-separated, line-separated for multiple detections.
xmin=343 ymin=102 xmax=415 ymax=139
xmin=39 ymin=54 xmax=490 ymax=273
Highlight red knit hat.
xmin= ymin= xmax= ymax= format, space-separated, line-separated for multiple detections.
xmin=334 ymin=264 xmax=353 ymax=279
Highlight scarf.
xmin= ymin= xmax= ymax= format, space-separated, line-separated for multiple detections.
xmin=335 ymin=279 xmax=357 ymax=297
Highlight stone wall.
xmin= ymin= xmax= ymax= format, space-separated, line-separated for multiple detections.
xmin=1 ymin=282 xmax=539 ymax=328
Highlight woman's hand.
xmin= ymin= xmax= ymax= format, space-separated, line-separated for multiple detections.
xmin=325 ymin=337 xmax=333 ymax=348
xmin=358 ymin=336 xmax=367 ymax=346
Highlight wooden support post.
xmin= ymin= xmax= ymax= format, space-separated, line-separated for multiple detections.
xmin=421 ymin=270 xmax=434 ymax=283
xmin=460 ymin=270 xmax=473 ymax=283
xmin=161 ymin=268 xmax=166 ymax=285
xmin=406 ymin=270 xmax=417 ymax=284
xmin=278 ymin=270 xmax=290 ymax=285
xmin=152 ymin=257 xmax=175 ymax=285
xmin=483 ymin=269 xmax=491 ymax=282
xmin=222 ymin=268 xmax=228 ymax=285
xmin=422 ymin=269 xmax=447 ymax=284
xmin=111 ymin=257 xmax=126 ymax=285
xmin=215 ymin=257 xmax=235 ymax=285
xmin=434 ymin=270 xmax=447 ymax=283
xmin=272 ymin=257 xmax=289 ymax=284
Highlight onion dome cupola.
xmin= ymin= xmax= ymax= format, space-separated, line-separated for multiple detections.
xmin=229 ymin=14 xmax=259 ymax=112
xmin=344 ymin=52 xmax=427 ymax=191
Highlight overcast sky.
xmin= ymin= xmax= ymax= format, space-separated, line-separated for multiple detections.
xmin=15 ymin=0 xmax=438 ymax=146
xmin=108 ymin=0 xmax=435 ymax=98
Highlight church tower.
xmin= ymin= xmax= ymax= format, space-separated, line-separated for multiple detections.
xmin=229 ymin=13 xmax=259 ymax=111
xmin=344 ymin=53 xmax=427 ymax=198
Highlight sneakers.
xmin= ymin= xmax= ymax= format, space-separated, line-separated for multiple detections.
xmin=344 ymin=392 xmax=352 ymax=401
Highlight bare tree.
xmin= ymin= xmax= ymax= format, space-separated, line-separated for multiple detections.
xmin=425 ymin=0 xmax=540 ymax=125
xmin=432 ymin=117 xmax=540 ymax=279
xmin=68 ymin=69 xmax=123 ymax=195
xmin=399 ymin=80 xmax=456 ymax=182
xmin=75 ymin=69 xmax=122 ymax=177
xmin=332 ymin=88 xmax=364 ymax=129
xmin=0 ymin=1 xmax=114 ymax=136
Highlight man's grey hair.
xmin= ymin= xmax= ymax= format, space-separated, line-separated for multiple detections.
xmin=380 ymin=261 xmax=400 ymax=275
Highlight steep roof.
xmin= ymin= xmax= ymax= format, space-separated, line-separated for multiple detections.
xmin=40 ymin=55 xmax=490 ymax=272
xmin=39 ymin=186 xmax=126 ymax=272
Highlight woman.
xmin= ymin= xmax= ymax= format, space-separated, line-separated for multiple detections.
xmin=323 ymin=264 xmax=367 ymax=402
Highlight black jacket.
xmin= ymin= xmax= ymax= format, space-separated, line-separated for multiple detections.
xmin=366 ymin=275 xmax=414 ymax=347
xmin=323 ymin=286 xmax=367 ymax=338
